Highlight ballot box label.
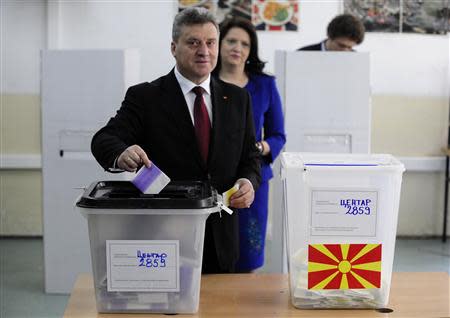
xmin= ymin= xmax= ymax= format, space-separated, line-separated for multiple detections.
xmin=310 ymin=189 xmax=378 ymax=237
xmin=106 ymin=240 xmax=179 ymax=292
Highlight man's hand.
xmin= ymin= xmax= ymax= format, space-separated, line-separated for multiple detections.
xmin=230 ymin=179 xmax=254 ymax=209
xmin=117 ymin=145 xmax=151 ymax=172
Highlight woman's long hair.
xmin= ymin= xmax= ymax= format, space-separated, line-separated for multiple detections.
xmin=213 ymin=17 xmax=266 ymax=76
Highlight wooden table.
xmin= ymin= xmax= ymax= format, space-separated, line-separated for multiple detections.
xmin=64 ymin=272 xmax=450 ymax=317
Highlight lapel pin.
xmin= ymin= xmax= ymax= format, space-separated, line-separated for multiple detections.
xmin=223 ymin=96 xmax=228 ymax=100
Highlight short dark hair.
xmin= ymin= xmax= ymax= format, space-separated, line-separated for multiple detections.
xmin=172 ymin=7 xmax=218 ymax=42
xmin=327 ymin=14 xmax=365 ymax=44
xmin=213 ymin=17 xmax=266 ymax=76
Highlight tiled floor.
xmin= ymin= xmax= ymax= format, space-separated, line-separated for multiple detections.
xmin=392 ymin=238 xmax=450 ymax=273
xmin=0 ymin=237 xmax=449 ymax=318
xmin=0 ymin=239 xmax=69 ymax=318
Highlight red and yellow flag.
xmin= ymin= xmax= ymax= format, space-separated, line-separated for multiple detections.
xmin=308 ymin=243 xmax=381 ymax=290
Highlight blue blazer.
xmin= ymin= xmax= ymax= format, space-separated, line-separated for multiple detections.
xmin=245 ymin=74 xmax=286 ymax=182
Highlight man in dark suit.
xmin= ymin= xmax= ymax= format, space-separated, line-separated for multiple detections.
xmin=91 ymin=7 xmax=260 ymax=274
xmin=298 ymin=14 xmax=365 ymax=51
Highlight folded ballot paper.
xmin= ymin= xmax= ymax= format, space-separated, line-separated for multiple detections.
xmin=222 ymin=184 xmax=239 ymax=207
xmin=132 ymin=164 xmax=170 ymax=194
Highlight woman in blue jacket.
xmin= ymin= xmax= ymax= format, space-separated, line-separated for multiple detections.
xmin=213 ymin=17 xmax=286 ymax=272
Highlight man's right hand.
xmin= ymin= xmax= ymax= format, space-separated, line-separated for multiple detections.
xmin=117 ymin=145 xmax=151 ymax=172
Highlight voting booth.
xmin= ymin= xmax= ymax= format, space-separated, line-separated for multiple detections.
xmin=267 ymin=51 xmax=371 ymax=273
xmin=275 ymin=51 xmax=371 ymax=154
xmin=281 ymin=153 xmax=405 ymax=308
xmin=76 ymin=181 xmax=221 ymax=314
xmin=41 ymin=49 xmax=139 ymax=293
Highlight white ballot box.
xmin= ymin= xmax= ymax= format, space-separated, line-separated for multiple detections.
xmin=281 ymin=153 xmax=405 ymax=309
xmin=76 ymin=181 xmax=221 ymax=314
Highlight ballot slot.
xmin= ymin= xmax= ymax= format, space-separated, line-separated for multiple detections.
xmin=303 ymin=134 xmax=352 ymax=153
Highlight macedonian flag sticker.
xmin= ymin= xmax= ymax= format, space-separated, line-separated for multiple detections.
xmin=308 ymin=243 xmax=381 ymax=290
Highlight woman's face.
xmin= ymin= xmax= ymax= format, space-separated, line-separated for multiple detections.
xmin=220 ymin=27 xmax=251 ymax=69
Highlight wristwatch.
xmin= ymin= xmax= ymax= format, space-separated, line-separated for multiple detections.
xmin=256 ymin=142 xmax=264 ymax=155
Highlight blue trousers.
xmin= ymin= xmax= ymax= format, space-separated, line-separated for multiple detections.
xmin=235 ymin=181 xmax=269 ymax=271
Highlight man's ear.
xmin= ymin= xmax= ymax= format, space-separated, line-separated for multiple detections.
xmin=171 ymin=41 xmax=176 ymax=57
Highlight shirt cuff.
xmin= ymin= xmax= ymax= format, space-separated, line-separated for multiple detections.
xmin=109 ymin=156 xmax=124 ymax=172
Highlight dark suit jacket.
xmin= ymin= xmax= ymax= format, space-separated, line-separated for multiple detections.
xmin=91 ymin=69 xmax=261 ymax=271
xmin=297 ymin=40 xmax=325 ymax=51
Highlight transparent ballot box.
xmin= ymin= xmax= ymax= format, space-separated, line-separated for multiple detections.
xmin=280 ymin=153 xmax=405 ymax=309
xmin=76 ymin=181 xmax=221 ymax=313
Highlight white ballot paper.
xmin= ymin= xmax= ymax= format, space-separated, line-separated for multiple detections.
xmin=132 ymin=164 xmax=170 ymax=194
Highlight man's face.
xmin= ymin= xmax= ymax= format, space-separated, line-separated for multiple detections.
xmin=171 ymin=22 xmax=218 ymax=84
xmin=327 ymin=37 xmax=357 ymax=51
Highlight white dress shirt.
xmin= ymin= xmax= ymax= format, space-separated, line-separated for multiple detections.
xmin=174 ymin=66 xmax=213 ymax=126
xmin=175 ymin=67 xmax=254 ymax=196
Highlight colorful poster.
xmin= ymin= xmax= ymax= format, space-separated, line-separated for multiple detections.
xmin=402 ymin=0 xmax=449 ymax=34
xmin=344 ymin=0 xmax=450 ymax=34
xmin=252 ymin=0 xmax=299 ymax=31
xmin=344 ymin=0 xmax=400 ymax=33
xmin=178 ymin=0 xmax=250 ymax=23
xmin=217 ymin=0 xmax=252 ymax=23
xmin=308 ymin=243 xmax=381 ymax=290
xmin=178 ymin=0 xmax=299 ymax=31
xmin=178 ymin=0 xmax=214 ymax=12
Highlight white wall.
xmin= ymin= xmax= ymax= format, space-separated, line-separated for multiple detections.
xmin=46 ymin=1 xmax=450 ymax=102
xmin=4 ymin=0 xmax=448 ymax=98
xmin=361 ymin=33 xmax=449 ymax=97
xmin=52 ymin=1 xmax=341 ymax=78
xmin=1 ymin=0 xmax=46 ymax=93
xmin=54 ymin=1 xmax=176 ymax=82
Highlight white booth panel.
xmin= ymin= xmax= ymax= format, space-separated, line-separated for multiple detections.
xmin=266 ymin=51 xmax=371 ymax=273
xmin=41 ymin=49 xmax=140 ymax=293
xmin=282 ymin=51 xmax=371 ymax=153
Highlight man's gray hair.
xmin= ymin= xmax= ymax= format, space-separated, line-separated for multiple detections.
xmin=172 ymin=7 xmax=219 ymax=42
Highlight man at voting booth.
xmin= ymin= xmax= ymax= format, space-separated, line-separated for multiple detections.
xmin=298 ymin=14 xmax=365 ymax=52
xmin=91 ymin=7 xmax=261 ymax=274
